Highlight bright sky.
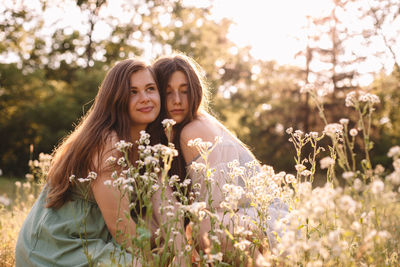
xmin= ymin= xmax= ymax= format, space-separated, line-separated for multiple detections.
xmin=209 ymin=0 xmax=332 ymax=65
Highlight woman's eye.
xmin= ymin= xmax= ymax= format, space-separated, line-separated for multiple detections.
xmin=147 ymin=86 xmax=156 ymax=91
xmin=130 ymin=90 xmax=137 ymax=95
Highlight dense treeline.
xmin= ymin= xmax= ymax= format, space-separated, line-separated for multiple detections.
xmin=1 ymin=0 xmax=399 ymax=177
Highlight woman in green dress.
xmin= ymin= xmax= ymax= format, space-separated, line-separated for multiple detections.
xmin=15 ymin=59 xmax=171 ymax=266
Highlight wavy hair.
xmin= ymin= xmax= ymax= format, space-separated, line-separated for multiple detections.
xmin=46 ymin=59 xmax=160 ymax=208
xmin=152 ymin=53 xmax=209 ymax=181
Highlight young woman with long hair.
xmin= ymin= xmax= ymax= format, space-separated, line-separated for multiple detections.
xmin=15 ymin=59 xmax=177 ymax=266
xmin=153 ymin=53 xmax=288 ymax=263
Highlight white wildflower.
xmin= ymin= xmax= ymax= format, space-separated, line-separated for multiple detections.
xmin=286 ymin=127 xmax=293 ymax=134
xmin=104 ymin=180 xmax=112 ymax=186
xmin=234 ymin=240 xmax=251 ymax=251
xmin=0 ymin=196 xmax=11 ymax=206
xmin=379 ymin=116 xmax=390 ymax=125
xmin=324 ymin=123 xmax=343 ymax=137
xmin=115 ymin=140 xmax=133 ymax=151
xmin=342 ymin=171 xmax=354 ymax=180
xmin=152 ymin=184 xmax=160 ymax=192
xmin=387 ymin=146 xmax=400 ymax=159
xmin=185 ymin=245 xmax=191 ymax=252
xmin=285 ymin=174 xmax=296 ymax=184
xmin=15 ymin=181 xmax=21 ymax=188
xmin=358 ymin=92 xmax=380 ymax=104
xmin=105 ymin=156 xmax=117 ymax=165
xmin=162 ymin=119 xmax=176 ymax=128
xmin=370 ymin=179 xmax=384 ymax=194
xmin=345 ymin=91 xmax=357 ymax=107
xmin=87 ymin=171 xmax=97 ymax=180
xmin=320 ymin=156 xmax=335 ymax=169
xmin=25 ymin=174 xmax=34 ymax=181
xmin=349 ymin=128 xmax=358 ymax=137
xmin=69 ymin=175 xmax=75 ymax=183
xmin=339 ymin=118 xmax=349 ymax=125
xmin=309 ymin=131 xmax=319 ymax=139
xmin=295 ymin=164 xmax=306 ymax=172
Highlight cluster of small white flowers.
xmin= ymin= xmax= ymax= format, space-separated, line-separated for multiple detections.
xmin=345 ymin=91 xmax=357 ymax=107
xmin=387 ymin=146 xmax=400 ymax=159
xmin=221 ymin=183 xmax=245 ymax=211
xmin=115 ymin=140 xmax=133 ymax=151
xmin=320 ymin=156 xmax=335 ymax=169
xmin=233 ymin=239 xmax=251 ymax=251
xmin=370 ymin=179 xmax=384 ymax=194
xmin=323 ymin=123 xmax=343 ymax=138
xmin=0 ymin=195 xmax=11 ymax=206
xmin=182 ymin=202 xmax=206 ymax=217
xmin=139 ymin=131 xmax=151 ymax=145
xmin=345 ymin=90 xmax=380 ymax=107
xmin=358 ymin=91 xmax=380 ymax=105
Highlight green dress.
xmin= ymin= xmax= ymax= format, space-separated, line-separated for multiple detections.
xmin=15 ymin=184 xmax=133 ymax=267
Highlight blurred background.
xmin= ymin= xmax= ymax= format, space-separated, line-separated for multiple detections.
xmin=0 ymin=0 xmax=399 ymax=182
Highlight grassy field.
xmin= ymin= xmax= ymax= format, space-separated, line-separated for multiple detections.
xmin=0 ymin=177 xmax=23 ymax=202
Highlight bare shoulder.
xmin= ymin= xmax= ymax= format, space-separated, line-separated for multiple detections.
xmin=181 ymin=118 xmax=217 ymax=145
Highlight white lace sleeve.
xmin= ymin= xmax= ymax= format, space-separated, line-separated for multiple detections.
xmin=187 ymin=141 xmax=241 ymax=210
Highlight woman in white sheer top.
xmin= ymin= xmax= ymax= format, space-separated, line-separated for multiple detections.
xmin=153 ymin=53 xmax=288 ymax=259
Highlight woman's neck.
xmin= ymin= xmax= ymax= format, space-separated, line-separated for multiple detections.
xmin=130 ymin=124 xmax=147 ymax=142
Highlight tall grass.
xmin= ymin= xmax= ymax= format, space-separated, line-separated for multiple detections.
xmin=1 ymin=88 xmax=399 ymax=266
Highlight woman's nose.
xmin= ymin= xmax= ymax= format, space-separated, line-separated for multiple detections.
xmin=172 ymin=92 xmax=181 ymax=104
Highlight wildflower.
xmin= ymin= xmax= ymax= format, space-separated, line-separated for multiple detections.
xmin=309 ymin=131 xmax=319 ymax=139
xmin=387 ymin=146 xmax=400 ymax=159
xmin=115 ymin=140 xmax=133 ymax=151
xmin=285 ymin=174 xmax=296 ymax=184
xmin=379 ymin=116 xmax=390 ymax=125
xmin=320 ymin=157 xmax=335 ymax=169
xmin=351 ymin=221 xmax=361 ymax=231
xmin=370 ymin=179 xmax=384 ymax=194
xmin=295 ymin=164 xmax=306 ymax=172
xmin=339 ymin=118 xmax=349 ymax=125
xmin=0 ymin=195 xmax=11 ymax=206
xmin=152 ymin=184 xmax=160 ymax=192
xmin=345 ymin=91 xmax=357 ymax=107
xmin=68 ymin=175 xmax=75 ymax=183
xmin=104 ymin=180 xmax=112 ymax=186
xmin=15 ymin=181 xmax=21 ymax=188
xmin=162 ymin=119 xmax=176 ymax=128
xmin=212 ymin=252 xmax=223 ymax=261
xmin=358 ymin=92 xmax=380 ymax=104
xmin=234 ymin=239 xmax=251 ymax=251
xmin=342 ymin=171 xmax=354 ymax=180
xmin=0 ymin=169 xmax=2 ymax=176
xmin=181 ymin=178 xmax=191 ymax=187
xmin=87 ymin=171 xmax=97 ymax=180
xmin=349 ymin=128 xmax=358 ymax=137
xmin=117 ymin=157 xmax=125 ymax=166
xmin=374 ymin=164 xmax=385 ymax=175
xmin=300 ymin=170 xmax=312 ymax=177
xmin=155 ymin=228 xmax=161 ymax=236
xmin=185 ymin=245 xmax=191 ymax=252
xmin=323 ymin=123 xmax=343 ymax=137
xmin=353 ymin=178 xmax=363 ymax=192
xmin=25 ymin=173 xmax=34 ymax=181
xmin=286 ymin=127 xmax=293 ymax=134
xmin=105 ymin=156 xmax=117 ymax=165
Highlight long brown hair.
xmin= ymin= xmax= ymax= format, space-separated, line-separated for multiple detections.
xmin=46 ymin=59 xmax=160 ymax=208
xmin=153 ymin=53 xmax=209 ymax=180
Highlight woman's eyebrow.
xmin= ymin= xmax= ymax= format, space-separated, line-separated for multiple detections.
xmin=130 ymin=82 xmax=156 ymax=89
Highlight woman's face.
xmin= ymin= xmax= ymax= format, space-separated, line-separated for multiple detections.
xmin=128 ymin=69 xmax=160 ymax=128
xmin=165 ymin=71 xmax=189 ymax=124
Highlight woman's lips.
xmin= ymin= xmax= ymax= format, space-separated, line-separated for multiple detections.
xmin=170 ymin=109 xmax=184 ymax=114
xmin=138 ymin=106 xmax=153 ymax=112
